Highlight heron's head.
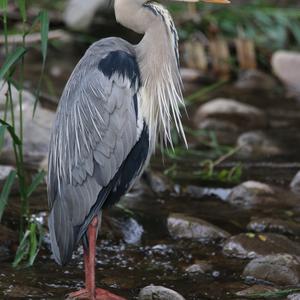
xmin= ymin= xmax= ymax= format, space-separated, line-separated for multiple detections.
xmin=115 ymin=0 xmax=229 ymax=35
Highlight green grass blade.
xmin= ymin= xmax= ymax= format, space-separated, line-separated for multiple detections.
xmin=39 ymin=10 xmax=49 ymax=65
xmin=0 ymin=170 xmax=16 ymax=222
xmin=0 ymin=47 xmax=27 ymax=81
xmin=33 ymin=10 xmax=49 ymax=117
xmin=26 ymin=170 xmax=46 ymax=198
xmin=17 ymin=0 xmax=27 ymax=22
xmin=0 ymin=0 xmax=8 ymax=10
xmin=0 ymin=124 xmax=7 ymax=151
xmin=0 ymin=119 xmax=22 ymax=145
xmin=12 ymin=230 xmax=30 ymax=267
xmin=28 ymin=222 xmax=38 ymax=266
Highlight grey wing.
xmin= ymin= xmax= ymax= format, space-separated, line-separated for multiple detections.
xmin=47 ymin=42 xmax=142 ymax=265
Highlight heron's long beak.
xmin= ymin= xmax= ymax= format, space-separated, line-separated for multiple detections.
xmin=177 ymin=0 xmax=230 ymax=3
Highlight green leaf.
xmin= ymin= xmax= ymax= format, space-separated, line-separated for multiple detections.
xmin=28 ymin=222 xmax=38 ymax=266
xmin=0 ymin=0 xmax=8 ymax=10
xmin=0 ymin=119 xmax=22 ymax=145
xmin=33 ymin=10 xmax=49 ymax=117
xmin=17 ymin=0 xmax=27 ymax=22
xmin=0 ymin=170 xmax=16 ymax=222
xmin=12 ymin=230 xmax=30 ymax=267
xmin=0 ymin=124 xmax=6 ymax=151
xmin=0 ymin=47 xmax=27 ymax=81
xmin=26 ymin=170 xmax=46 ymax=198
xmin=39 ymin=10 xmax=49 ymax=65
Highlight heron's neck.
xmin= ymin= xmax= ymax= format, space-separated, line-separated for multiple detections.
xmin=134 ymin=4 xmax=186 ymax=149
xmin=115 ymin=0 xmax=186 ymax=148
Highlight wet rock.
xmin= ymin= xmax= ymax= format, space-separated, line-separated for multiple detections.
xmin=167 ymin=213 xmax=230 ymax=243
xmin=288 ymin=294 xmax=300 ymax=300
xmin=223 ymin=233 xmax=300 ymax=259
xmin=139 ymin=285 xmax=185 ymax=300
xmin=0 ymin=165 xmax=15 ymax=190
xmin=237 ymin=131 xmax=282 ymax=157
xmin=194 ymin=98 xmax=267 ymax=131
xmin=235 ymin=70 xmax=277 ymax=91
xmin=236 ymin=285 xmax=278 ymax=297
xmin=180 ymin=68 xmax=202 ymax=83
xmin=144 ymin=171 xmax=171 ymax=194
xmin=243 ymin=254 xmax=300 ymax=286
xmin=272 ymin=51 xmax=300 ymax=98
xmin=247 ymin=217 xmax=300 ymax=236
xmin=0 ymin=81 xmax=55 ymax=168
xmin=290 ymin=171 xmax=300 ymax=192
xmin=185 ymin=260 xmax=213 ymax=274
xmin=226 ymin=181 xmax=277 ymax=208
xmin=186 ymin=185 xmax=205 ymax=198
xmin=197 ymin=118 xmax=239 ymax=132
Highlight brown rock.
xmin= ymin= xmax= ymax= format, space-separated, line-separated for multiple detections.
xmin=223 ymin=233 xmax=300 ymax=259
xmin=243 ymin=254 xmax=300 ymax=286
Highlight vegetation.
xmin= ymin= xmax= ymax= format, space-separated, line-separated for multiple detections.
xmin=0 ymin=0 xmax=48 ymax=267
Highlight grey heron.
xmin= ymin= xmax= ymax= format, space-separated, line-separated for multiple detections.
xmin=47 ymin=0 xmax=229 ymax=299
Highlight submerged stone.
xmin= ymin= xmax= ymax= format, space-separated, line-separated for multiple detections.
xmin=167 ymin=213 xmax=230 ymax=243
xmin=185 ymin=260 xmax=213 ymax=274
xmin=247 ymin=217 xmax=300 ymax=236
xmin=243 ymin=254 xmax=300 ymax=286
xmin=236 ymin=285 xmax=278 ymax=297
xmin=223 ymin=233 xmax=300 ymax=259
xmin=139 ymin=285 xmax=185 ymax=300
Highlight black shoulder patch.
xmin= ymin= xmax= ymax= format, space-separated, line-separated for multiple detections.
xmin=98 ymin=50 xmax=141 ymax=88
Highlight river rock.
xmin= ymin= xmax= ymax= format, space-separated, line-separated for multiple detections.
xmin=236 ymin=285 xmax=278 ymax=297
xmin=243 ymin=254 xmax=300 ymax=286
xmin=0 ymin=81 xmax=55 ymax=168
xmin=64 ymin=0 xmax=110 ymax=31
xmin=185 ymin=260 xmax=213 ymax=274
xmin=0 ymin=165 xmax=15 ymax=191
xmin=167 ymin=213 xmax=230 ymax=243
xmin=272 ymin=51 xmax=300 ymax=98
xmin=223 ymin=233 xmax=300 ymax=259
xmin=139 ymin=285 xmax=185 ymax=300
xmin=235 ymin=70 xmax=277 ymax=91
xmin=290 ymin=171 xmax=300 ymax=192
xmin=247 ymin=217 xmax=300 ymax=236
xmin=194 ymin=98 xmax=267 ymax=131
xmin=144 ymin=171 xmax=171 ymax=194
xmin=226 ymin=181 xmax=277 ymax=208
xmin=288 ymin=294 xmax=300 ymax=300
xmin=237 ymin=131 xmax=282 ymax=157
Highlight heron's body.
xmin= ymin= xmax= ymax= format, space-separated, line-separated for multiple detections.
xmin=47 ymin=0 xmax=226 ymax=298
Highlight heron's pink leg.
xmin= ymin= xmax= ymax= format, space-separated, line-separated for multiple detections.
xmin=67 ymin=216 xmax=125 ymax=300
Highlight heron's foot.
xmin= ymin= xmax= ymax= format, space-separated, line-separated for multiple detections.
xmin=95 ymin=288 xmax=126 ymax=300
xmin=66 ymin=288 xmax=89 ymax=299
xmin=66 ymin=288 xmax=125 ymax=300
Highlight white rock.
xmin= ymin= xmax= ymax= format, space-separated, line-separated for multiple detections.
xmin=139 ymin=285 xmax=185 ymax=300
xmin=237 ymin=131 xmax=282 ymax=157
xmin=272 ymin=51 xmax=300 ymax=98
xmin=0 ymin=81 xmax=55 ymax=168
xmin=194 ymin=98 xmax=267 ymax=130
xmin=64 ymin=0 xmax=110 ymax=31
xmin=290 ymin=171 xmax=300 ymax=192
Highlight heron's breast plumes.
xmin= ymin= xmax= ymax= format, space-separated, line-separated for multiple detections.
xmin=136 ymin=2 xmax=187 ymax=151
